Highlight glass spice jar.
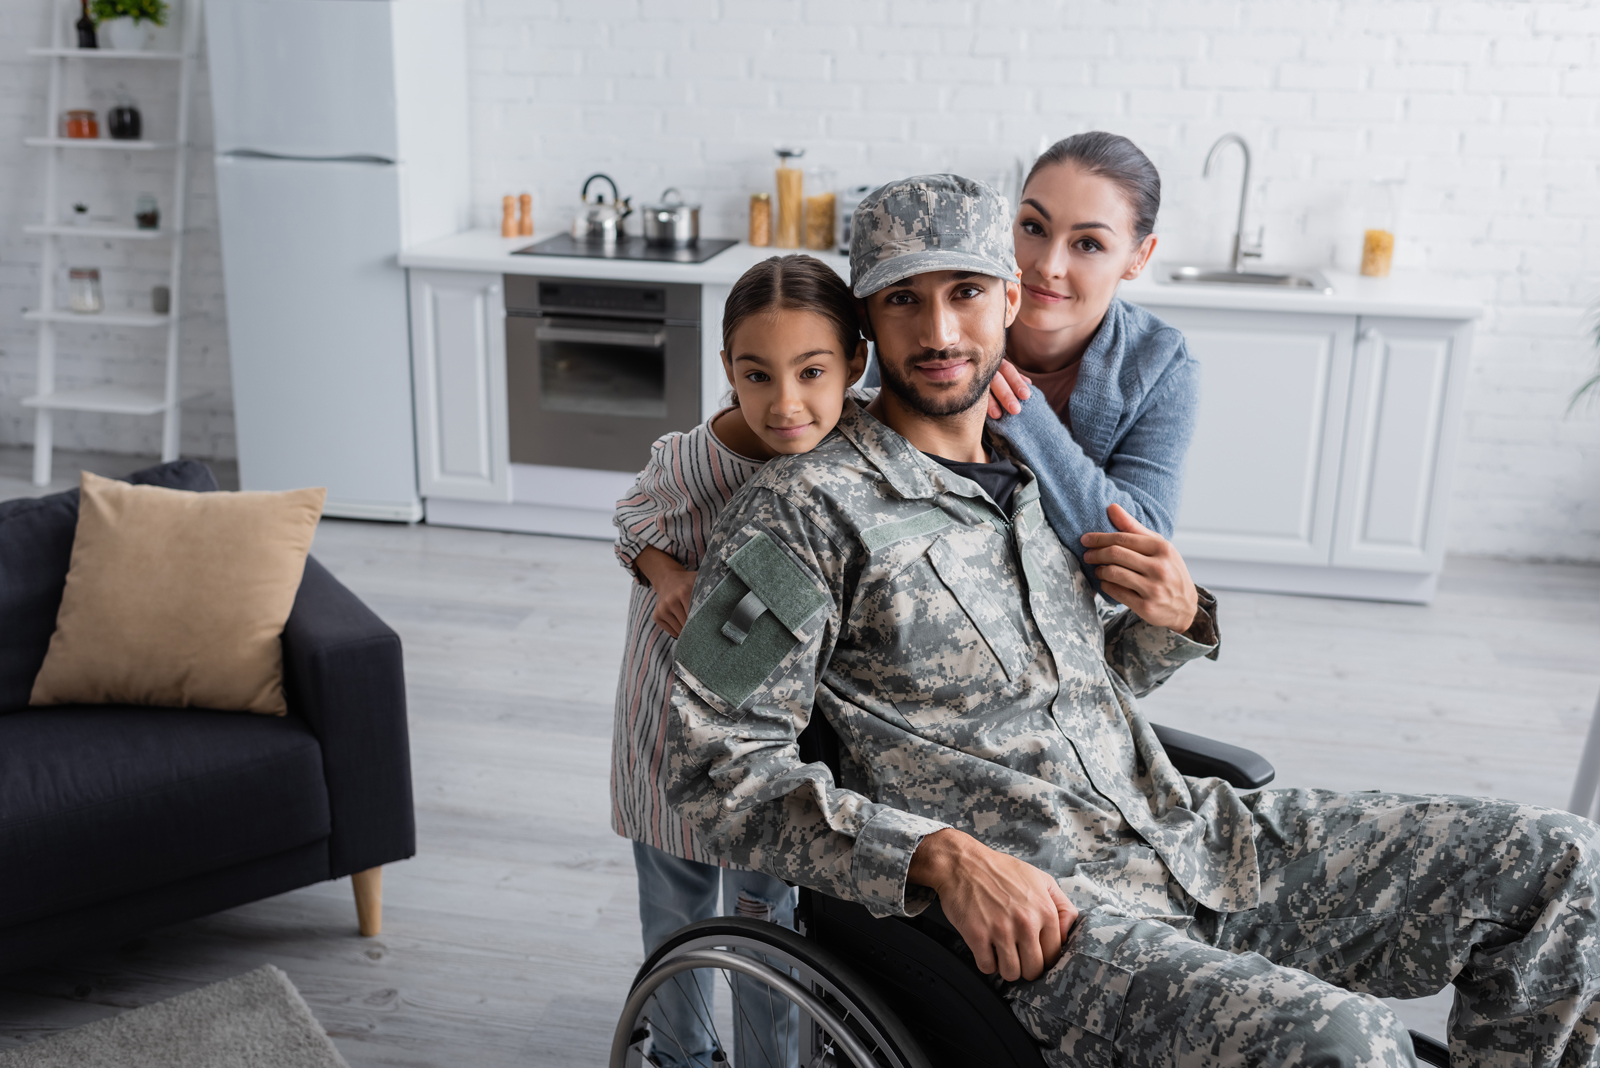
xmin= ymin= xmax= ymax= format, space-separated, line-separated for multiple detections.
xmin=62 ymin=109 xmax=98 ymax=139
xmin=135 ymin=193 xmax=160 ymax=230
xmin=68 ymin=268 xmax=103 ymax=313
xmin=749 ymin=193 xmax=772 ymax=247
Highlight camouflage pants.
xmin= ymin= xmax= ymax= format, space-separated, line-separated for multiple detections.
xmin=1008 ymin=790 xmax=1600 ymax=1068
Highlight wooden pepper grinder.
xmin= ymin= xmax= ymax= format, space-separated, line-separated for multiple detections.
xmin=501 ymin=195 xmax=517 ymax=238
xmin=517 ymin=193 xmax=533 ymax=236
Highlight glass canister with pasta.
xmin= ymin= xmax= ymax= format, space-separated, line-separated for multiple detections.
xmin=1360 ymin=179 xmax=1402 ymax=278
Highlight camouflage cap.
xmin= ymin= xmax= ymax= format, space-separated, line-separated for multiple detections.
xmin=848 ymin=174 xmax=1017 ymax=298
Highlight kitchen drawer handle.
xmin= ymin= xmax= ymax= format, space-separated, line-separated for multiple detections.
xmin=534 ymin=324 xmax=667 ymax=348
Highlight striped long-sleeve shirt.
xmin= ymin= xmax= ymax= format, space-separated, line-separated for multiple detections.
xmin=611 ymin=410 xmax=765 ymax=862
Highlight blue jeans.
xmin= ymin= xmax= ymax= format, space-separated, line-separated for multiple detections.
xmin=633 ymin=841 xmax=799 ymax=1068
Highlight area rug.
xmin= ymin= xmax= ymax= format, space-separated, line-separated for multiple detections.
xmin=0 ymin=965 xmax=348 ymax=1068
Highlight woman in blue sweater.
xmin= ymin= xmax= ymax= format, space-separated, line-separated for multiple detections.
xmin=987 ymin=132 xmax=1198 ymax=589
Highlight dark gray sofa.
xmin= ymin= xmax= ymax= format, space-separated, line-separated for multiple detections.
xmin=0 ymin=460 xmax=415 ymax=971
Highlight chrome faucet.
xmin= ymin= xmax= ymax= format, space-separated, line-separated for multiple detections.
xmin=1203 ymin=133 xmax=1263 ymax=273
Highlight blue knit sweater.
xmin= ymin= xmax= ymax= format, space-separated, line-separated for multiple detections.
xmin=988 ymin=298 xmax=1198 ymax=590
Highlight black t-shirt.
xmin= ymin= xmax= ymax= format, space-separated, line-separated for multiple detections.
xmin=924 ymin=446 xmax=1022 ymax=516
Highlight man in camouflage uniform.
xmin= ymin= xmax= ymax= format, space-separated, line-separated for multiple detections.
xmin=665 ymin=174 xmax=1600 ymax=1067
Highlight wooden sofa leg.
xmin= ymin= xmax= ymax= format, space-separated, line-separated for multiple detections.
xmin=352 ymin=867 xmax=383 ymax=937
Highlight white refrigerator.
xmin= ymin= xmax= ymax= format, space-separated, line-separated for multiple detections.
xmin=207 ymin=0 xmax=470 ymax=520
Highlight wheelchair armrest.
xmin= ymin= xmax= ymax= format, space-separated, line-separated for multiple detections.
xmin=1151 ymin=723 xmax=1275 ymax=789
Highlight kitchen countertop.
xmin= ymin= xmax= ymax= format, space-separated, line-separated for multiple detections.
xmin=401 ymin=228 xmax=1481 ymax=319
xmin=398 ymin=228 xmax=850 ymax=285
xmin=1123 ymin=267 xmax=1482 ymax=320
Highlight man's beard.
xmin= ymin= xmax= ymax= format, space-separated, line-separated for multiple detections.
xmin=876 ymin=342 xmax=1005 ymax=418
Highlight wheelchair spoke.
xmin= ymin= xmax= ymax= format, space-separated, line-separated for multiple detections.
xmin=758 ymin=957 xmax=782 ymax=1068
xmin=718 ymin=964 xmax=780 ymax=1068
xmin=643 ymin=986 xmax=696 ymax=1065
xmin=763 ymin=973 xmax=782 ymax=1068
xmin=814 ymin=995 xmax=883 ymax=1068
xmin=663 ymin=970 xmax=724 ymax=1063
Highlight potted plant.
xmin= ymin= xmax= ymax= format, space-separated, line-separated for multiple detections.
xmin=90 ymin=0 xmax=168 ymax=52
xmin=1576 ymin=314 xmax=1600 ymax=412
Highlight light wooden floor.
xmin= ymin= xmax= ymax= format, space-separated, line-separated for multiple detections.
xmin=0 ymin=473 xmax=1597 ymax=1061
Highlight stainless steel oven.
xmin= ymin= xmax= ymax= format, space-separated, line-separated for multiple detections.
xmin=505 ymin=276 xmax=701 ymax=473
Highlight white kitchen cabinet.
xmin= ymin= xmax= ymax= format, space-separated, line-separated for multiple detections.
xmin=396 ymin=234 xmax=1482 ymax=601
xmin=408 ymin=269 xmax=511 ymax=502
xmin=1153 ymin=308 xmax=1357 ymax=567
xmin=1331 ymin=317 xmax=1472 ymax=573
xmin=1140 ymin=299 xmax=1474 ymax=603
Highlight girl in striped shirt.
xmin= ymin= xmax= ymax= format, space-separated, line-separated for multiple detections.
xmin=611 ymin=255 xmax=866 ymax=1068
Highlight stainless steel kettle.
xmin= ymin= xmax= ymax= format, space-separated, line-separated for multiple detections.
xmin=571 ymin=173 xmax=632 ymax=244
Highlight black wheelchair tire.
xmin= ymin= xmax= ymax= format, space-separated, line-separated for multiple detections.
xmin=627 ymin=917 xmax=933 ymax=1068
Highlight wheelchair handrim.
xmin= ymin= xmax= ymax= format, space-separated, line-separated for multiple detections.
xmin=611 ymin=948 xmax=878 ymax=1068
xmin=615 ymin=918 xmax=930 ymax=1068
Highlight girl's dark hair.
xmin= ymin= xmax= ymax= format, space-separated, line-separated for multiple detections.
xmin=1025 ymin=131 xmax=1161 ymax=243
xmin=722 ymin=254 xmax=862 ymax=360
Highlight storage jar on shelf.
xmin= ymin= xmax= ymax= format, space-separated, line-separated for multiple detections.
xmin=108 ymin=100 xmax=142 ymax=140
xmin=67 ymin=268 xmax=103 ymax=313
xmin=62 ymin=109 xmax=98 ymax=139
xmin=135 ymin=193 xmax=160 ymax=230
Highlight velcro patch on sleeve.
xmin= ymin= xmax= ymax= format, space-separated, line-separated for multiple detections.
xmin=726 ymin=531 xmax=829 ymax=636
xmin=675 ymin=532 xmax=830 ymax=711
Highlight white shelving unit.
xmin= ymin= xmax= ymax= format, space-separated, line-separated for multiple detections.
xmin=23 ymin=0 xmax=200 ymax=486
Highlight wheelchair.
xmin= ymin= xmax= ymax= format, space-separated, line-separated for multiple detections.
xmin=611 ymin=723 xmax=1451 ymax=1068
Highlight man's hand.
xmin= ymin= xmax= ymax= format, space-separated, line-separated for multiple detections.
xmin=1081 ymin=504 xmax=1199 ymax=633
xmin=985 ymin=359 xmax=1033 ymax=419
xmin=634 ymin=546 xmax=697 ymax=638
xmin=908 ymin=828 xmax=1076 ymax=983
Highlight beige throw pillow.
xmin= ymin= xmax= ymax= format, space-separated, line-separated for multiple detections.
xmin=29 ymin=472 xmax=327 ymax=715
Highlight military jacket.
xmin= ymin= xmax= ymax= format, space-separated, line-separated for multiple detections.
xmin=665 ymin=401 xmax=1260 ymax=919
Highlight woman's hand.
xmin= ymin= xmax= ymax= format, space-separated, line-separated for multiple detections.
xmin=986 ymin=360 xmax=1033 ymax=419
xmin=1081 ymin=503 xmax=1199 ymax=633
xmin=634 ymin=546 xmax=697 ymax=638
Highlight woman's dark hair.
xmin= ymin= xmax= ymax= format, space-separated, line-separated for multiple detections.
xmin=1025 ymin=131 xmax=1161 ymax=243
xmin=722 ymin=254 xmax=862 ymax=361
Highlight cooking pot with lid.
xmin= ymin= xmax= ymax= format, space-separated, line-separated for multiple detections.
xmin=640 ymin=187 xmax=699 ymax=248
xmin=571 ymin=173 xmax=632 ymax=244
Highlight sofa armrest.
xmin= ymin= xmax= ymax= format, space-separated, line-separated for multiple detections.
xmin=282 ymin=556 xmax=416 ymax=877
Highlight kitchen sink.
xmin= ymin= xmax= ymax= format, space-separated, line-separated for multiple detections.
xmin=1167 ymin=266 xmax=1334 ymax=293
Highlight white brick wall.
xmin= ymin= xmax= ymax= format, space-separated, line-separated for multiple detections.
xmin=4 ymin=0 xmax=1596 ymax=560
xmin=470 ymin=0 xmax=1600 ymax=562
xmin=0 ymin=0 xmax=235 ymax=461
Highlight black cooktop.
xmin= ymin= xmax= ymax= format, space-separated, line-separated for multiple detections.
xmin=514 ymin=233 xmax=738 ymax=264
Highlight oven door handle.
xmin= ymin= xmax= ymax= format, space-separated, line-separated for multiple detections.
xmin=533 ymin=324 xmax=668 ymax=348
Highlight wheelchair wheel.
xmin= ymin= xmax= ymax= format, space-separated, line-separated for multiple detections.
xmin=611 ymin=918 xmax=931 ymax=1068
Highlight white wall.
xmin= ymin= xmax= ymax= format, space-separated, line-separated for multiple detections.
xmin=3 ymin=0 xmax=1596 ymax=560
xmin=0 ymin=0 xmax=235 ymax=461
